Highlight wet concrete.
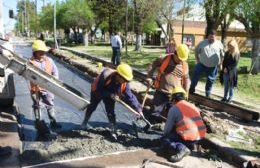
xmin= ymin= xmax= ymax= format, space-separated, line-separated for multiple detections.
xmin=13 ymin=45 xmax=161 ymax=166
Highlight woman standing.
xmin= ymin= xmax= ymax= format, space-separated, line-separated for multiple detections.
xmin=221 ymin=39 xmax=240 ymax=103
xmin=166 ymin=38 xmax=176 ymax=54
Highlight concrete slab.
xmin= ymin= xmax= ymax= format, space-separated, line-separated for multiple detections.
xmin=23 ymin=148 xmax=235 ymax=168
xmin=0 ymin=106 xmax=22 ymax=168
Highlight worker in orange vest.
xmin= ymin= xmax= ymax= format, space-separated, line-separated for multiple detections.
xmin=81 ymin=63 xmax=143 ymax=139
xmin=146 ymin=44 xmax=190 ymax=121
xmin=161 ymin=87 xmax=206 ymax=162
xmin=29 ymin=40 xmax=61 ymax=130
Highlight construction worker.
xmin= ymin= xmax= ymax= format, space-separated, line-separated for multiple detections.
xmin=146 ymin=44 xmax=190 ymax=120
xmin=81 ymin=63 xmax=143 ymax=138
xmin=161 ymin=87 xmax=206 ymax=162
xmin=29 ymin=40 xmax=61 ymax=130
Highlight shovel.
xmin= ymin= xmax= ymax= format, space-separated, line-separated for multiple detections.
xmin=114 ymin=97 xmax=153 ymax=130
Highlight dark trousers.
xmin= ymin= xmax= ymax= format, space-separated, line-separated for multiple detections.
xmin=31 ymin=91 xmax=56 ymax=122
xmin=161 ymin=131 xmax=198 ymax=153
xmin=111 ymin=47 xmax=121 ymax=66
xmin=189 ymin=63 xmax=218 ymax=96
xmin=85 ymin=92 xmax=116 ymax=124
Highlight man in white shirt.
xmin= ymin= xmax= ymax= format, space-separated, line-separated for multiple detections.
xmin=111 ymin=32 xmax=122 ymax=66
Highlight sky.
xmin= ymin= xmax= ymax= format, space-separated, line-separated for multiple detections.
xmin=2 ymin=0 xmax=56 ymax=33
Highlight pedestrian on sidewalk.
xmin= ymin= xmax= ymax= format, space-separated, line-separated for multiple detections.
xmin=81 ymin=63 xmax=143 ymax=139
xmin=161 ymin=87 xmax=206 ymax=162
xmin=146 ymin=44 xmax=190 ymax=122
xmin=189 ymin=29 xmax=224 ymax=98
xmin=111 ymin=32 xmax=122 ymax=66
xmin=29 ymin=40 xmax=61 ymax=131
xmin=220 ymin=39 xmax=240 ymax=103
xmin=165 ymin=38 xmax=176 ymax=54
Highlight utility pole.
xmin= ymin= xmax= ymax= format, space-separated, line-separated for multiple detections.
xmin=35 ymin=0 xmax=38 ymax=35
xmin=54 ymin=1 xmax=58 ymax=49
xmin=181 ymin=0 xmax=186 ymax=44
xmin=0 ymin=0 xmax=4 ymax=38
xmin=125 ymin=0 xmax=128 ymax=55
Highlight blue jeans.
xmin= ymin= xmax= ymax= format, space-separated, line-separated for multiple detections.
xmin=111 ymin=47 xmax=121 ymax=66
xmin=223 ymin=73 xmax=234 ymax=100
xmin=189 ymin=63 xmax=218 ymax=97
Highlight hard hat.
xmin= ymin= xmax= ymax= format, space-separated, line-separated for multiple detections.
xmin=116 ymin=63 xmax=133 ymax=81
xmin=97 ymin=62 xmax=103 ymax=71
xmin=172 ymin=86 xmax=187 ymax=99
xmin=176 ymin=44 xmax=189 ymax=61
xmin=32 ymin=40 xmax=48 ymax=52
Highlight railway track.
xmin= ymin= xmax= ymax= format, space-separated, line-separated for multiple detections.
xmin=55 ymin=47 xmax=259 ymax=122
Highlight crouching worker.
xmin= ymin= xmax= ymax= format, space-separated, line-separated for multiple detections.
xmin=161 ymin=87 xmax=206 ymax=162
xmin=81 ymin=63 xmax=143 ymax=138
xmin=30 ymin=40 xmax=61 ymax=131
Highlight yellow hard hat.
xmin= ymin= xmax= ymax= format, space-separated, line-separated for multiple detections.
xmin=116 ymin=63 xmax=133 ymax=81
xmin=176 ymin=44 xmax=189 ymax=61
xmin=172 ymin=86 xmax=187 ymax=99
xmin=32 ymin=40 xmax=48 ymax=52
xmin=97 ymin=62 xmax=103 ymax=69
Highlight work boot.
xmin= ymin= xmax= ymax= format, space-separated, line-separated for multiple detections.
xmin=50 ymin=120 xmax=62 ymax=129
xmin=109 ymin=123 xmax=118 ymax=141
xmin=0 ymin=146 xmax=12 ymax=156
xmin=169 ymin=147 xmax=191 ymax=162
xmin=81 ymin=112 xmax=93 ymax=130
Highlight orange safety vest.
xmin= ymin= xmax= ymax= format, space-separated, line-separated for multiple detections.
xmin=91 ymin=69 xmax=127 ymax=95
xmin=154 ymin=54 xmax=188 ymax=89
xmin=30 ymin=57 xmax=53 ymax=92
xmin=175 ymin=100 xmax=206 ymax=141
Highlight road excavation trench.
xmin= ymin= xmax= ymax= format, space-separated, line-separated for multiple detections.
xmin=13 ymin=45 xmax=258 ymax=167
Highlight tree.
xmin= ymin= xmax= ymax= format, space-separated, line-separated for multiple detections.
xmin=233 ymin=0 xmax=260 ymax=74
xmin=203 ymin=0 xmax=237 ymax=36
xmin=39 ymin=3 xmax=54 ymax=31
xmin=133 ymin=0 xmax=162 ymax=51
xmin=16 ymin=0 xmax=37 ymax=36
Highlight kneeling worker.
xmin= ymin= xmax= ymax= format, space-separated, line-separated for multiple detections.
xmin=30 ymin=40 xmax=61 ymax=130
xmin=162 ymin=87 xmax=206 ymax=162
xmin=81 ymin=63 xmax=143 ymax=138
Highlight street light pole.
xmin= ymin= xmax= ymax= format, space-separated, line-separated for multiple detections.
xmin=54 ymin=1 xmax=58 ymax=49
xmin=0 ymin=0 xmax=4 ymax=38
xmin=125 ymin=0 xmax=128 ymax=55
xmin=181 ymin=0 xmax=186 ymax=44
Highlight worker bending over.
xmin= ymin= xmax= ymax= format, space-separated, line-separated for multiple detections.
xmin=161 ymin=87 xmax=206 ymax=162
xmin=146 ymin=44 xmax=190 ymax=120
xmin=81 ymin=63 xmax=143 ymax=138
xmin=29 ymin=40 xmax=61 ymax=130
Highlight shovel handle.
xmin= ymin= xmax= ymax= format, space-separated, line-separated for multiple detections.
xmin=115 ymin=97 xmax=152 ymax=127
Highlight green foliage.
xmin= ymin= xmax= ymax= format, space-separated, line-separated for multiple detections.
xmin=39 ymin=4 xmax=54 ymax=31
xmin=58 ymin=0 xmax=94 ymax=30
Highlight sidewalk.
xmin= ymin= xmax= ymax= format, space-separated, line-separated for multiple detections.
xmin=0 ymin=106 xmax=21 ymax=168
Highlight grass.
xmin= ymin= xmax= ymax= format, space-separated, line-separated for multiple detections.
xmin=64 ymin=43 xmax=260 ymax=102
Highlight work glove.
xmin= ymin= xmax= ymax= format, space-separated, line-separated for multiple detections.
xmin=146 ymin=78 xmax=153 ymax=85
xmin=135 ymin=110 xmax=144 ymax=120
xmin=110 ymin=94 xmax=119 ymax=101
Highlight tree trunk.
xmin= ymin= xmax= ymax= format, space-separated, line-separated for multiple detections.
xmin=83 ymin=30 xmax=88 ymax=46
xmin=250 ymin=38 xmax=260 ymax=74
xmin=221 ymin=18 xmax=228 ymax=45
xmin=135 ymin=34 xmax=142 ymax=51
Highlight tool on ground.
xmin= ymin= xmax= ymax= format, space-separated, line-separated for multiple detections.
xmin=141 ymin=158 xmax=183 ymax=168
xmin=114 ymin=97 xmax=153 ymax=129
